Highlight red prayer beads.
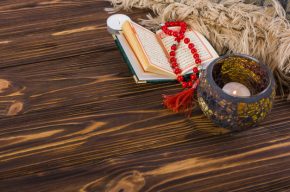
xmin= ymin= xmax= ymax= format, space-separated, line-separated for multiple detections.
xmin=161 ymin=21 xmax=201 ymax=89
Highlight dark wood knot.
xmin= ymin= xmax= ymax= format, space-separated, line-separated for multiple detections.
xmin=0 ymin=79 xmax=10 ymax=93
xmin=6 ymin=101 xmax=24 ymax=116
xmin=105 ymin=171 xmax=145 ymax=192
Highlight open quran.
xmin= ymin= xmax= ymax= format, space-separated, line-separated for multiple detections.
xmin=113 ymin=21 xmax=219 ymax=83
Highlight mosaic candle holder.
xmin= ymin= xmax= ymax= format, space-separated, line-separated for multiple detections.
xmin=197 ymin=54 xmax=276 ymax=131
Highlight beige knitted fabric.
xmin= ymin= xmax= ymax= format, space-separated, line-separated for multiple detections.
xmin=107 ymin=0 xmax=290 ymax=94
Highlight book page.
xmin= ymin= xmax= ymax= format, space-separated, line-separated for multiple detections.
xmin=156 ymin=27 xmax=219 ymax=74
xmin=130 ymin=22 xmax=172 ymax=73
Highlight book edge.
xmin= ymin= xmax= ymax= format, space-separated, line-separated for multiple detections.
xmin=113 ymin=34 xmax=177 ymax=83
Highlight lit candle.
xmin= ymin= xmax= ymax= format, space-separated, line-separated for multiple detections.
xmin=106 ymin=14 xmax=131 ymax=34
xmin=222 ymin=82 xmax=251 ymax=97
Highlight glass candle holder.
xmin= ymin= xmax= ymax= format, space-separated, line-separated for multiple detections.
xmin=197 ymin=54 xmax=276 ymax=131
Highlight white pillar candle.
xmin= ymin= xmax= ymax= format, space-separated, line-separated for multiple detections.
xmin=106 ymin=14 xmax=131 ymax=34
xmin=222 ymin=82 xmax=251 ymax=97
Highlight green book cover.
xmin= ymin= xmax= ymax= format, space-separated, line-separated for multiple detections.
xmin=113 ymin=34 xmax=177 ymax=84
xmin=113 ymin=35 xmax=140 ymax=82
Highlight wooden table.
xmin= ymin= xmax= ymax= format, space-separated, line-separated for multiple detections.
xmin=0 ymin=1 xmax=289 ymax=191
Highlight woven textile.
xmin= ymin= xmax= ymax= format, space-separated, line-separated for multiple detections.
xmin=246 ymin=0 xmax=289 ymax=20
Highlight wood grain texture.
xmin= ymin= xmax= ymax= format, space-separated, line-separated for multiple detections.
xmin=0 ymin=1 xmax=289 ymax=192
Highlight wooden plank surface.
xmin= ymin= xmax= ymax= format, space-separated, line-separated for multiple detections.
xmin=0 ymin=1 xmax=289 ymax=191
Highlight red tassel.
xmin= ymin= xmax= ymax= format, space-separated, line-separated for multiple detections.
xmin=163 ymin=79 xmax=199 ymax=116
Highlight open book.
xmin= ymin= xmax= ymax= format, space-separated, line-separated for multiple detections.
xmin=114 ymin=21 xmax=219 ymax=83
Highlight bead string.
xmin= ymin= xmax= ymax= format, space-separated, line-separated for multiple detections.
xmin=161 ymin=21 xmax=201 ymax=89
